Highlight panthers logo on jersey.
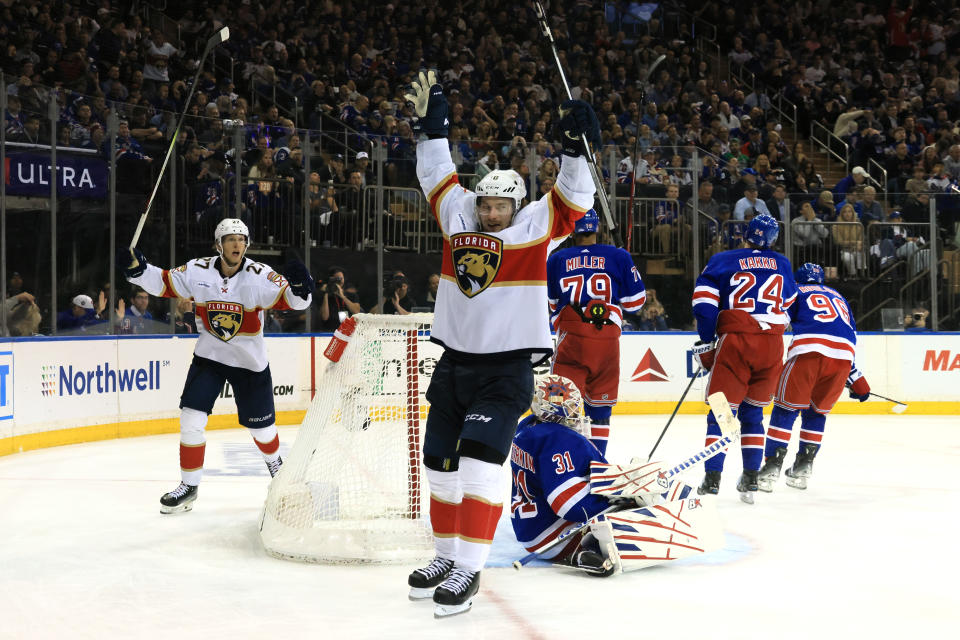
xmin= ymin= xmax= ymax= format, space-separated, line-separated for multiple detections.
xmin=206 ymin=301 xmax=244 ymax=341
xmin=451 ymin=232 xmax=502 ymax=298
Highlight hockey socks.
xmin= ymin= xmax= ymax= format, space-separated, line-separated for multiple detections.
xmin=426 ymin=467 xmax=462 ymax=561
xmin=584 ymin=403 xmax=612 ymax=456
xmin=765 ymin=404 xmax=799 ymax=458
xmin=456 ymin=457 xmax=503 ymax=573
xmin=703 ymin=405 xmax=736 ymax=473
xmin=179 ymin=407 xmax=207 ymax=486
xmin=249 ymin=424 xmax=281 ymax=464
xmin=798 ymin=408 xmax=825 ymax=453
xmin=737 ymin=402 xmax=765 ymax=472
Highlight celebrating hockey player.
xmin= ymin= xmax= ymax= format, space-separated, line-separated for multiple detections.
xmin=547 ymin=208 xmax=646 ymax=455
xmin=757 ymin=263 xmax=871 ymax=491
xmin=403 ymin=70 xmax=597 ymax=617
xmin=118 ymin=218 xmax=314 ymax=513
xmin=691 ymin=214 xmax=798 ymax=503
xmin=510 ymin=374 xmax=723 ymax=576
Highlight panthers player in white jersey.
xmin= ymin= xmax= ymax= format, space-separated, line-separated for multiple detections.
xmin=119 ymin=219 xmax=314 ymax=513
xmin=403 ymin=70 xmax=599 ymax=618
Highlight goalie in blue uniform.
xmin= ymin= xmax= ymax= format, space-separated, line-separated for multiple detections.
xmin=510 ymin=375 xmax=724 ymax=576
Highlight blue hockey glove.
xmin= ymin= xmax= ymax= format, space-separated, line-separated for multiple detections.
xmin=404 ymin=70 xmax=449 ymax=138
xmin=118 ymin=247 xmax=148 ymax=279
xmin=283 ymin=260 xmax=315 ymax=300
xmin=555 ymin=99 xmax=601 ymax=157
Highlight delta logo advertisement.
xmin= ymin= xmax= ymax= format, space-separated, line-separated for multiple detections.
xmin=631 ymin=348 xmax=670 ymax=382
xmin=41 ymin=360 xmax=168 ymax=397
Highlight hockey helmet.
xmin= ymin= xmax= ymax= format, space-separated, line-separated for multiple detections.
xmin=745 ymin=214 xmax=779 ymax=249
xmin=795 ymin=262 xmax=825 ymax=284
xmin=574 ymin=208 xmax=600 ymax=234
xmin=531 ymin=374 xmax=585 ymax=433
xmin=475 ymin=169 xmax=526 ymax=213
xmin=215 ymin=218 xmax=250 ymax=247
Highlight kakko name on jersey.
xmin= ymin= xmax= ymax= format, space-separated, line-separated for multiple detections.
xmin=129 ymin=257 xmax=311 ymax=371
xmin=418 ymin=138 xmax=595 ymax=362
xmin=786 ymin=283 xmax=858 ymax=362
xmin=547 ymin=243 xmax=646 ymax=330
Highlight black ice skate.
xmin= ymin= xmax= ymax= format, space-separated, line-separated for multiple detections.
xmin=160 ymin=482 xmax=198 ymax=514
xmin=785 ymin=444 xmax=818 ymax=490
xmin=407 ymin=557 xmax=454 ymax=601
xmin=572 ymin=549 xmax=615 ymax=577
xmin=266 ymin=456 xmax=283 ymax=478
xmin=757 ymin=448 xmax=787 ymax=493
xmin=698 ymin=470 xmax=722 ymax=495
xmin=432 ymin=568 xmax=480 ymax=618
xmin=736 ymin=470 xmax=759 ymax=504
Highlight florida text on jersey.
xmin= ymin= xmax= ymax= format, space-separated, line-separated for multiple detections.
xmin=417 ymin=138 xmax=595 ymax=360
xmin=129 ymin=257 xmax=311 ymax=371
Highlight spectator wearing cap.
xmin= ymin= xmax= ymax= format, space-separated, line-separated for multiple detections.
xmin=350 ymin=151 xmax=372 ymax=185
xmin=733 ymin=183 xmax=771 ymax=221
xmin=833 ymin=166 xmax=869 ymax=199
xmin=57 ymin=294 xmax=107 ymax=332
xmin=9 ymin=113 xmax=41 ymax=144
xmin=320 ymin=152 xmax=347 ymax=184
xmin=814 ymin=190 xmax=837 ymax=221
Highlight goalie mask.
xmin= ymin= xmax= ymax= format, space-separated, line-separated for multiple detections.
xmin=214 ymin=218 xmax=250 ymax=261
xmin=475 ymin=169 xmax=526 ymax=226
xmin=531 ymin=374 xmax=584 ymax=432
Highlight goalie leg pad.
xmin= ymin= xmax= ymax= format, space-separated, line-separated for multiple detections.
xmin=601 ymin=496 xmax=724 ymax=572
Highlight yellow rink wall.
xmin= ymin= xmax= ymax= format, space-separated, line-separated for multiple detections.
xmin=1 ymin=332 xmax=957 ymax=457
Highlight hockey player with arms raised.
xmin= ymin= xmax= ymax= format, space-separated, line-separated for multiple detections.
xmin=510 ymin=375 xmax=723 ymax=576
xmin=118 ymin=219 xmax=314 ymax=513
xmin=691 ymin=214 xmax=798 ymax=503
xmin=546 ymin=208 xmax=646 ymax=455
xmin=403 ymin=71 xmax=598 ymax=617
xmin=757 ymin=263 xmax=871 ymax=491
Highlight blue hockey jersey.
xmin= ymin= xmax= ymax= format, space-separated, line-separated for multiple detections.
xmin=510 ymin=415 xmax=610 ymax=554
xmin=547 ymin=243 xmax=646 ymax=330
xmin=786 ymin=284 xmax=858 ymax=362
xmin=692 ymin=247 xmax=798 ymax=342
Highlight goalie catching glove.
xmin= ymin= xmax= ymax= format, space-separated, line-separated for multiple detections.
xmin=554 ymin=99 xmax=601 ymax=157
xmin=692 ymin=340 xmax=716 ymax=372
xmin=846 ymin=365 xmax=871 ymax=402
xmin=404 ymin=70 xmax=449 ymax=138
xmin=282 ymin=260 xmax=315 ymax=300
xmin=118 ymin=247 xmax=148 ymax=279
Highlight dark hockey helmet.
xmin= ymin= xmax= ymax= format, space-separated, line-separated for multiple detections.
xmin=574 ymin=208 xmax=599 ymax=234
xmin=745 ymin=214 xmax=779 ymax=248
xmin=795 ymin=262 xmax=825 ymax=284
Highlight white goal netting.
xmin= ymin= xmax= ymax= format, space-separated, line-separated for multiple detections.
xmin=259 ymin=313 xmax=440 ymax=563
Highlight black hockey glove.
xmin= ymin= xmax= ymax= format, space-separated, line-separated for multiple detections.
xmin=283 ymin=260 xmax=315 ymax=300
xmin=118 ymin=247 xmax=148 ymax=279
xmin=404 ymin=70 xmax=449 ymax=138
xmin=555 ymin=99 xmax=601 ymax=157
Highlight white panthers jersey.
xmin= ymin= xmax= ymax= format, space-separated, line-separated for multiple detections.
xmin=129 ymin=256 xmax=311 ymax=371
xmin=417 ymin=138 xmax=595 ymax=362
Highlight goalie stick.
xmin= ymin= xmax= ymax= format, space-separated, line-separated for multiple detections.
xmin=128 ymin=27 xmax=230 ymax=251
xmin=532 ymin=0 xmax=618 ymax=244
xmin=513 ymin=393 xmax=737 ymax=569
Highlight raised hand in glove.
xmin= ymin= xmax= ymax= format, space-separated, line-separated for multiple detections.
xmin=403 ymin=70 xmax=449 ymax=138
xmin=692 ymin=340 xmax=716 ymax=372
xmin=846 ymin=366 xmax=871 ymax=402
xmin=554 ymin=99 xmax=602 ymax=157
xmin=118 ymin=247 xmax=148 ymax=279
xmin=282 ymin=260 xmax=315 ymax=300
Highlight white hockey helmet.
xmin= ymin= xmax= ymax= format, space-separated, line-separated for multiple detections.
xmin=475 ymin=169 xmax=526 ymax=213
xmin=214 ymin=218 xmax=250 ymax=248
xmin=531 ymin=374 xmax=585 ymax=433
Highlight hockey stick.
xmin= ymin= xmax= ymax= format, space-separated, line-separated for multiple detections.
xmin=868 ymin=392 xmax=908 ymax=414
xmin=625 ymin=54 xmax=666 ymax=253
xmin=646 ymin=365 xmax=702 ymax=461
xmin=532 ymin=0 xmax=618 ymax=243
xmin=128 ymin=27 xmax=231 ymax=251
xmin=513 ymin=393 xmax=735 ymax=570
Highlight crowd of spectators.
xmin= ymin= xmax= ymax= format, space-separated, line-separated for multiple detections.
xmin=4 ymin=0 xmax=960 ymax=331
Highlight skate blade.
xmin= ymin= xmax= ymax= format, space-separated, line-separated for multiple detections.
xmin=739 ymin=491 xmax=755 ymax=504
xmin=160 ymin=502 xmax=194 ymax=514
xmin=785 ymin=476 xmax=808 ymax=490
xmin=434 ymin=600 xmax=473 ymax=618
xmin=757 ymin=479 xmax=775 ymax=493
xmin=408 ymin=587 xmax=436 ymax=601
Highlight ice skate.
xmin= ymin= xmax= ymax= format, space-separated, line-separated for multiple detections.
xmin=785 ymin=444 xmax=818 ymax=490
xmin=160 ymin=482 xmax=198 ymax=514
xmin=432 ymin=568 xmax=480 ymax=618
xmin=697 ymin=470 xmax=721 ymax=495
xmin=571 ymin=549 xmax=615 ymax=577
xmin=757 ymin=448 xmax=787 ymax=492
xmin=736 ymin=470 xmax=759 ymax=504
xmin=407 ymin=557 xmax=454 ymax=601
xmin=266 ymin=456 xmax=283 ymax=478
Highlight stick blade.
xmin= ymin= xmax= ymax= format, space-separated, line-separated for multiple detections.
xmin=706 ymin=392 xmax=738 ymax=435
xmin=891 ymin=403 xmax=908 ymax=414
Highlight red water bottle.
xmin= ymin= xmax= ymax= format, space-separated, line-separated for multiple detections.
xmin=324 ymin=316 xmax=357 ymax=362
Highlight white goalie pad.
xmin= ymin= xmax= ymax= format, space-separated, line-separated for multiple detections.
xmin=589 ymin=460 xmax=669 ymax=498
xmin=589 ymin=491 xmax=724 ymax=574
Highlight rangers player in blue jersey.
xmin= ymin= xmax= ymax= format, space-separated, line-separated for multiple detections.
xmin=547 ymin=209 xmax=646 ymax=455
xmin=757 ymin=263 xmax=871 ymax=491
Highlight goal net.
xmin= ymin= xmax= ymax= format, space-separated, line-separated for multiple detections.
xmin=259 ymin=313 xmax=440 ymax=563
